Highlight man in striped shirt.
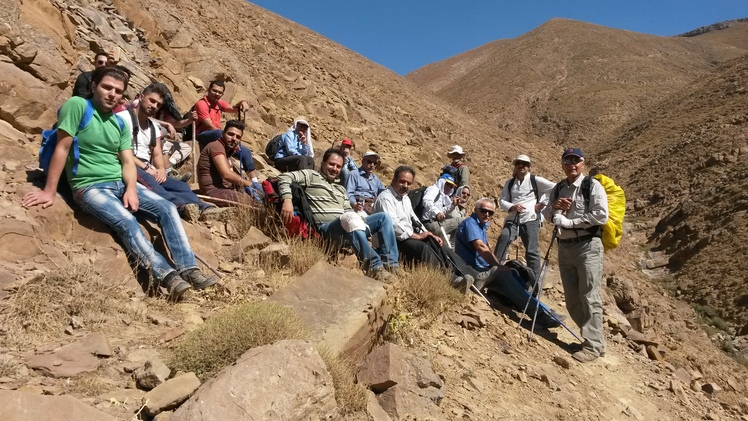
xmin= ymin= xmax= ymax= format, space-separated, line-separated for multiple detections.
xmin=277 ymin=148 xmax=399 ymax=281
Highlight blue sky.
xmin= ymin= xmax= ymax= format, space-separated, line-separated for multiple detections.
xmin=249 ymin=0 xmax=747 ymax=75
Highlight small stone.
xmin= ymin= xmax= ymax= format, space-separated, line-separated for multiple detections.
xmin=134 ymin=358 xmax=171 ymax=390
xmin=702 ymin=383 xmax=722 ymax=395
xmin=669 ymin=379 xmax=690 ymax=404
xmin=552 ymin=355 xmax=571 ymax=369
xmin=143 ymin=372 xmax=200 ymax=417
xmin=625 ymin=405 xmax=645 ymax=421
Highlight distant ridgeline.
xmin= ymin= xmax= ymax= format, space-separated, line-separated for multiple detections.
xmin=677 ymin=18 xmax=748 ymax=37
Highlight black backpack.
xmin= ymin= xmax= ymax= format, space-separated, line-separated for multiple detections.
xmin=180 ymin=105 xmax=196 ymax=141
xmin=506 ymin=174 xmax=539 ymax=202
xmin=265 ymin=133 xmax=283 ymax=161
xmin=441 ymin=163 xmax=465 ymax=186
xmin=408 ymin=186 xmax=441 ymax=220
xmin=505 ymin=259 xmax=539 ymax=297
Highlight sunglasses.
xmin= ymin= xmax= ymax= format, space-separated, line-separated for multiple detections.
xmin=562 ymin=157 xmax=583 ymax=165
xmin=477 ymin=208 xmax=494 ymax=216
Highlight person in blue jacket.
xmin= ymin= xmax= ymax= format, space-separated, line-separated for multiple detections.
xmin=273 ymin=116 xmax=315 ymax=172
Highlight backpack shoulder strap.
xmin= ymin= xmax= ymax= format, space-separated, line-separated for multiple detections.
xmin=581 ymin=176 xmax=592 ymax=212
xmin=79 ymin=100 xmax=95 ymax=131
xmin=147 ymin=118 xmax=157 ymax=148
xmin=530 ymin=174 xmax=539 ymax=202
xmin=507 ymin=177 xmax=516 ymax=201
xmin=127 ymin=108 xmax=139 ymax=139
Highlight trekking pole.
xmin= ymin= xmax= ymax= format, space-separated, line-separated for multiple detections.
xmin=518 ymin=228 xmax=555 ymax=331
xmin=191 ymin=120 xmax=197 ymax=178
xmin=471 ymin=283 xmax=491 ymax=305
xmin=194 ymin=252 xmax=222 ymax=279
xmin=439 ymin=223 xmax=452 ymax=249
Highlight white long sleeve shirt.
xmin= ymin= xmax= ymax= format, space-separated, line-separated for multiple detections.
xmin=372 ymin=186 xmax=418 ymax=241
xmin=499 ymin=174 xmax=555 ymax=224
xmin=543 ymin=175 xmax=609 ymax=240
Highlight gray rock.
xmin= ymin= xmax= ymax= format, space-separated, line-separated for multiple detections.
xmin=134 ymin=358 xmax=171 ymax=390
xmin=172 ymin=340 xmax=338 ymax=420
xmin=143 ymin=372 xmax=201 ymax=417
xmin=0 ymin=390 xmax=116 ymax=420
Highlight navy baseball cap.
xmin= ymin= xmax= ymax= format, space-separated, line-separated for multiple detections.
xmin=561 ymin=148 xmax=584 ymax=159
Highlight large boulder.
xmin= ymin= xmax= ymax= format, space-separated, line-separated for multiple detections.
xmin=268 ymin=261 xmax=388 ymax=360
xmin=172 ymin=340 xmax=338 ymax=420
xmin=0 ymin=390 xmax=116 ymax=420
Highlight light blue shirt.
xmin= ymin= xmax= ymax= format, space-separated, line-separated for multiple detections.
xmin=274 ymin=129 xmax=310 ymax=159
xmin=346 ymin=169 xmax=385 ymax=204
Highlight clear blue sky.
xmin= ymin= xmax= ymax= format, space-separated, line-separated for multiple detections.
xmin=249 ymin=0 xmax=747 ymax=75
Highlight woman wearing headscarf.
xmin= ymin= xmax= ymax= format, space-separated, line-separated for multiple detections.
xmin=273 ymin=116 xmax=315 ymax=172
xmin=421 ymin=174 xmax=466 ymax=247
xmin=450 ymin=185 xmax=471 ymax=219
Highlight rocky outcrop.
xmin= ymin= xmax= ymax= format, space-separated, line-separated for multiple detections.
xmin=0 ymin=390 xmax=116 ymax=420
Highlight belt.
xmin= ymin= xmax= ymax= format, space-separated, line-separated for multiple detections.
xmin=557 ymin=233 xmax=597 ymax=244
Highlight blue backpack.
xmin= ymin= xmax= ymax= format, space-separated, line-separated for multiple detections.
xmin=39 ymin=99 xmax=125 ymax=175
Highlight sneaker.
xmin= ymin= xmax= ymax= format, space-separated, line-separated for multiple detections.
xmin=572 ymin=349 xmax=599 ymax=363
xmin=180 ymin=268 xmax=218 ymax=290
xmin=179 ymin=203 xmax=201 ymax=223
xmin=372 ymin=268 xmax=396 ymax=283
xmin=452 ymin=275 xmax=474 ymax=295
xmin=162 ymin=273 xmax=192 ymax=302
xmin=178 ymin=171 xmax=193 ymax=183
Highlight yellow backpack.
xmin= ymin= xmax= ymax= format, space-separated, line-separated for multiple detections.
xmin=592 ymin=173 xmax=626 ymax=251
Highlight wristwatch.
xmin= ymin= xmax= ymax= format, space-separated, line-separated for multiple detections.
xmin=144 ymin=162 xmax=152 ymax=170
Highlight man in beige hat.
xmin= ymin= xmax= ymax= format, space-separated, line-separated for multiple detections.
xmin=494 ymin=154 xmax=555 ymax=278
xmin=443 ymin=145 xmax=470 ymax=187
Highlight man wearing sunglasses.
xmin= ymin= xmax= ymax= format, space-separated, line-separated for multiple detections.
xmin=455 ymin=199 xmax=563 ymax=328
xmin=494 ymin=154 xmax=555 ymax=278
xmin=545 ymin=148 xmax=608 ymax=363
xmin=72 ymin=51 xmax=110 ymax=98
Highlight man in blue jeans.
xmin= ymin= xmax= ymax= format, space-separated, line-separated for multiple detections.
xmin=277 ymin=148 xmax=398 ymax=281
xmin=22 ymin=66 xmax=216 ymax=301
xmin=455 ymin=197 xmax=564 ymax=328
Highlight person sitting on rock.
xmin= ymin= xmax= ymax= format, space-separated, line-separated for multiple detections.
xmin=345 ymin=151 xmax=385 ymax=216
xmin=455 ymin=198 xmax=564 ymax=328
xmin=338 ymin=138 xmax=358 ymax=185
xmin=22 ymin=66 xmax=217 ymax=301
xmin=443 ymin=145 xmax=470 ymax=188
xmin=277 ymin=148 xmax=398 ymax=281
xmin=451 ymin=185 xmax=471 ymax=218
xmin=420 ymin=173 xmax=465 ymax=247
xmin=117 ymin=82 xmax=221 ymax=222
xmin=372 ymin=166 xmax=474 ymax=293
xmin=193 ymin=80 xmax=254 ymax=174
xmin=197 ymin=120 xmax=262 ymax=206
xmin=273 ymin=117 xmax=315 ymax=172
xmin=72 ymin=51 xmax=112 ymax=98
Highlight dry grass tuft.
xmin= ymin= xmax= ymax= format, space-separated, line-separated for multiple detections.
xmin=169 ymin=302 xmax=308 ymax=380
xmin=63 ymin=371 xmax=115 ymax=397
xmin=230 ymin=201 xmax=285 ymax=240
xmin=2 ymin=263 xmax=136 ymax=349
xmin=318 ymin=347 xmax=368 ymax=415
xmin=287 ymin=237 xmax=330 ymax=275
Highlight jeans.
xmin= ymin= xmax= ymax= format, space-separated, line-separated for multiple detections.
xmin=318 ymin=213 xmax=398 ymax=271
xmin=493 ymin=218 xmax=541 ymax=278
xmin=73 ymin=181 xmax=198 ymax=282
xmin=136 ymin=167 xmax=209 ymax=211
xmin=480 ymin=266 xmax=552 ymax=321
xmin=197 ymin=129 xmax=255 ymax=173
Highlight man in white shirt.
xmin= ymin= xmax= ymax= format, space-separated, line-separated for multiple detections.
xmin=494 ymin=155 xmax=555 ymax=278
xmin=372 ymin=166 xmax=474 ymax=292
xmin=117 ymin=83 xmax=218 ymax=222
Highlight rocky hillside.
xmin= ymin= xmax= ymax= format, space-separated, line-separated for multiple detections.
xmin=1 ymin=0 xmax=748 ymax=419
xmin=406 ymin=18 xmax=746 ymax=152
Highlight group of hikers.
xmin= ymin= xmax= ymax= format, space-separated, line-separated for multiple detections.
xmin=22 ymin=52 xmax=609 ymax=363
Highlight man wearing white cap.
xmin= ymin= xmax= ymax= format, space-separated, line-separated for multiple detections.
xmin=494 ymin=154 xmax=555 ymax=278
xmin=274 ymin=116 xmax=315 ymax=172
xmin=346 ymin=151 xmax=385 ymax=215
xmin=442 ymin=145 xmax=470 ymax=187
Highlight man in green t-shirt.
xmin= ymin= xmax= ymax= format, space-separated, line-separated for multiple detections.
xmin=22 ymin=67 xmax=216 ymax=301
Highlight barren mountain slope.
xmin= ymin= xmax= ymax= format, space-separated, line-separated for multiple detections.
xmin=596 ymin=54 xmax=748 ymax=333
xmin=681 ymin=20 xmax=748 ymax=50
xmin=406 ymin=18 xmax=746 ymax=151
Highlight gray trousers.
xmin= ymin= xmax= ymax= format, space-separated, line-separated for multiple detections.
xmin=493 ymin=218 xmax=541 ymax=277
xmin=558 ymin=237 xmax=605 ymax=356
xmin=423 ymin=217 xmax=464 ymax=248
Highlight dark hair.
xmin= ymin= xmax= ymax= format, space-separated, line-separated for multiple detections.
xmin=90 ymin=66 xmax=130 ymax=92
xmin=223 ymin=119 xmax=245 ymax=133
xmin=208 ymin=80 xmax=225 ymax=91
xmin=94 ymin=51 xmax=108 ymax=61
xmin=322 ymin=148 xmax=344 ymax=164
xmin=141 ymin=82 xmax=170 ymax=101
xmin=393 ymin=165 xmax=416 ymax=180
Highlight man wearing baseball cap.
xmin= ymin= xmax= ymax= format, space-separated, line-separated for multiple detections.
xmin=544 ymin=147 xmax=608 ymax=363
xmin=443 ymin=145 xmax=470 ymax=188
xmin=346 ymin=150 xmax=385 ymax=215
xmin=494 ymin=154 xmax=556 ymax=278
xmin=339 ymin=138 xmax=358 ymax=185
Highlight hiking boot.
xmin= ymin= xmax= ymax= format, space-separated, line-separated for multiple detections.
xmin=371 ymin=268 xmax=396 ymax=283
xmin=385 ymin=265 xmax=402 ymax=276
xmin=181 ymin=268 xmax=218 ymax=290
xmin=569 ymin=343 xmax=606 ymax=357
xmin=179 ymin=203 xmax=201 ymax=223
xmin=572 ymin=349 xmax=599 ymax=363
xmin=162 ymin=273 xmax=192 ymax=302
xmin=452 ymin=275 xmax=474 ymax=295
xmin=199 ymin=205 xmax=225 ymax=222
